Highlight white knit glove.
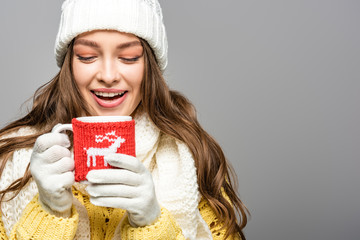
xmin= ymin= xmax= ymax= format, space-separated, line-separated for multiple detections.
xmin=86 ymin=153 xmax=161 ymax=227
xmin=30 ymin=132 xmax=75 ymax=218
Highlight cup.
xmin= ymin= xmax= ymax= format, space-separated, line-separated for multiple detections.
xmin=52 ymin=116 xmax=135 ymax=182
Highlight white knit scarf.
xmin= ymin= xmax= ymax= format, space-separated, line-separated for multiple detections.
xmin=131 ymin=112 xmax=212 ymax=239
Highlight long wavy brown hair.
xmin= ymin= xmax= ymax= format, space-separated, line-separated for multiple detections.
xmin=0 ymin=37 xmax=249 ymax=239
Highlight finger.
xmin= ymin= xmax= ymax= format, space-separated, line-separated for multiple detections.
xmin=34 ymin=133 xmax=70 ymax=153
xmin=86 ymin=169 xmax=140 ymax=185
xmin=52 ymin=123 xmax=72 ymax=133
xmin=104 ymin=153 xmax=144 ymax=173
xmin=41 ymin=145 xmax=71 ymax=164
xmin=86 ymin=184 xmax=137 ymax=198
xmin=58 ymin=171 xmax=75 ymax=189
xmin=50 ymin=157 xmax=74 ymax=174
xmin=45 ymin=171 xmax=74 ymax=192
xmin=90 ymin=196 xmax=136 ymax=209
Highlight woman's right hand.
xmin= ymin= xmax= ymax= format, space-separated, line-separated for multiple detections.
xmin=30 ymin=132 xmax=75 ymax=217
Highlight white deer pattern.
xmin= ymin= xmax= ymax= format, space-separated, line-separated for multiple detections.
xmin=84 ymin=131 xmax=126 ymax=167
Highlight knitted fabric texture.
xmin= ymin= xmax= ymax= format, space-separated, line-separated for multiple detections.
xmin=9 ymin=195 xmax=79 ymax=239
xmin=0 ymin=193 xmax=240 ymax=239
xmin=129 ymin=112 xmax=213 ymax=239
xmin=55 ymin=0 xmax=168 ymax=71
xmin=0 ymin=112 xmax=214 ymax=239
xmin=0 ymin=127 xmax=37 ymax=237
xmin=71 ymin=119 xmax=135 ymax=182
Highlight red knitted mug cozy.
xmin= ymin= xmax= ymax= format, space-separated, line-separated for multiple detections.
xmin=72 ymin=118 xmax=135 ymax=182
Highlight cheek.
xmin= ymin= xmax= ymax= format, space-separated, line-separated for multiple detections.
xmin=122 ymin=61 xmax=144 ymax=92
xmin=72 ymin=62 xmax=92 ymax=90
xmin=132 ymin=61 xmax=145 ymax=88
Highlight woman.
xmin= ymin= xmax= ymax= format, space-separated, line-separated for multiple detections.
xmin=0 ymin=0 xmax=248 ymax=239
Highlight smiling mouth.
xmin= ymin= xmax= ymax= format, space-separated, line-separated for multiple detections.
xmin=91 ymin=90 xmax=128 ymax=101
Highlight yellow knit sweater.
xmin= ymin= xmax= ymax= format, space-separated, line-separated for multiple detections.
xmin=0 ymin=188 xmax=240 ymax=240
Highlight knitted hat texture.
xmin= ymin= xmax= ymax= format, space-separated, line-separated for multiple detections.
xmin=55 ymin=0 xmax=168 ymax=70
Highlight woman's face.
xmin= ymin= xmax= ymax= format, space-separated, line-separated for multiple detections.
xmin=72 ymin=30 xmax=144 ymax=116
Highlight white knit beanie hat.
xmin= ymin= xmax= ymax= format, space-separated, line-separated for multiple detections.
xmin=55 ymin=0 xmax=168 ymax=71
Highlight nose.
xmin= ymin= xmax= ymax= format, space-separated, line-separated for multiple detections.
xmin=97 ymin=59 xmax=120 ymax=85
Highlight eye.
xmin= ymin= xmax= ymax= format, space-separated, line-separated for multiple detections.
xmin=76 ymin=55 xmax=96 ymax=62
xmin=119 ymin=56 xmax=141 ymax=63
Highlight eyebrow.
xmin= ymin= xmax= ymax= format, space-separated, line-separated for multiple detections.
xmin=73 ymin=39 xmax=142 ymax=50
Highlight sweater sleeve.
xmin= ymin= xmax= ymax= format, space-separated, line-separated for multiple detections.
xmin=119 ymin=207 xmax=185 ymax=240
xmin=198 ymin=197 xmax=241 ymax=240
xmin=119 ymin=199 xmax=241 ymax=240
xmin=8 ymin=195 xmax=79 ymax=240
xmin=0 ymin=214 xmax=8 ymax=240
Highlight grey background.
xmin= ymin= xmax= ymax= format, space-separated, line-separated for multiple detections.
xmin=1 ymin=0 xmax=359 ymax=239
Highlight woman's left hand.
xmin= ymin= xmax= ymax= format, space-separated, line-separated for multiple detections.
xmin=86 ymin=153 xmax=161 ymax=227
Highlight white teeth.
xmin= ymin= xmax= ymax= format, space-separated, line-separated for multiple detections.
xmin=94 ymin=91 xmax=125 ymax=97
